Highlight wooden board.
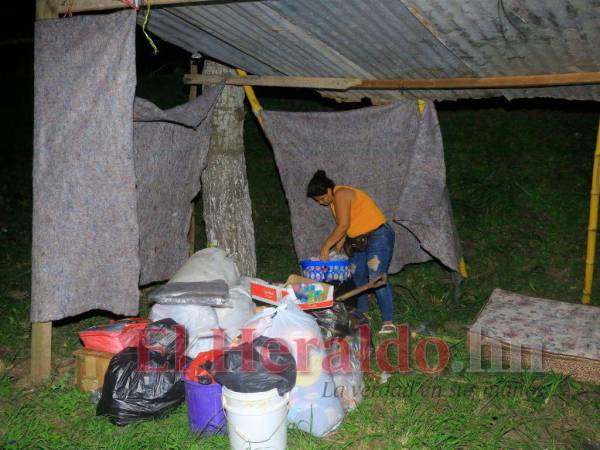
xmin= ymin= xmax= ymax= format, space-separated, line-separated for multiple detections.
xmin=184 ymin=72 xmax=600 ymax=90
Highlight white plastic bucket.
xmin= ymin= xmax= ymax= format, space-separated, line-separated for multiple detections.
xmin=222 ymin=387 xmax=289 ymax=450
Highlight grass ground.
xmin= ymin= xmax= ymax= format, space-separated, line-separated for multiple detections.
xmin=1 ymin=37 xmax=600 ymax=449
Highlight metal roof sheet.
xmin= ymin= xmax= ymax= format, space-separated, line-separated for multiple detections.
xmin=142 ymin=0 xmax=600 ymax=102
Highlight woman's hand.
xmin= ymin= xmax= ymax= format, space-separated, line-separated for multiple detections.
xmin=320 ymin=245 xmax=330 ymax=261
xmin=335 ymin=236 xmax=346 ymax=255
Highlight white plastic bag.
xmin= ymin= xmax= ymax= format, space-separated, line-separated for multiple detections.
xmin=149 ymin=303 xmax=220 ymax=358
xmin=215 ymin=286 xmax=256 ymax=341
xmin=329 ymin=334 xmax=364 ymax=412
xmin=170 ymin=248 xmax=240 ymax=287
xmin=244 ymin=299 xmax=344 ymax=437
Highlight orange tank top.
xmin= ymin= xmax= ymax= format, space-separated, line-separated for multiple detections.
xmin=330 ymin=186 xmax=386 ymax=238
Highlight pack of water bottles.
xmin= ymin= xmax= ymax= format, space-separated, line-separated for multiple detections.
xmin=299 ymin=251 xmax=351 ymax=282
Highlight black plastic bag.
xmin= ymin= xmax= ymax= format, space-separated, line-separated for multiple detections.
xmin=212 ymin=336 xmax=296 ymax=396
xmin=310 ymin=302 xmax=353 ymax=340
xmin=310 ymin=278 xmax=357 ymax=341
xmin=141 ymin=318 xmax=183 ymax=354
xmin=97 ymin=319 xmax=188 ymax=426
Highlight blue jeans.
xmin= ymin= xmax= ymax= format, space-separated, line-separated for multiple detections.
xmin=349 ymin=223 xmax=395 ymax=322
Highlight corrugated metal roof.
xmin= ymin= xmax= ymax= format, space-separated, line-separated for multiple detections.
xmin=142 ymin=0 xmax=600 ymax=102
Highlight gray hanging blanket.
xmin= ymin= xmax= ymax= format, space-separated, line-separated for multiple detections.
xmin=134 ymin=85 xmax=223 ymax=285
xmin=31 ymin=10 xmax=222 ymax=322
xmin=261 ymin=100 xmax=462 ymax=274
xmin=32 ymin=11 xmax=139 ymax=322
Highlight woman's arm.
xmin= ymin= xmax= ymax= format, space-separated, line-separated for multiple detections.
xmin=320 ymin=189 xmax=352 ymax=260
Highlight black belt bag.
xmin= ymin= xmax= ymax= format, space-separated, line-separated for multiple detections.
xmin=343 ymin=224 xmax=384 ymax=257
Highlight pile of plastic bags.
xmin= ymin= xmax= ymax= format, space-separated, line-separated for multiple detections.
xmin=94 ymin=247 xmax=364 ymax=437
xmin=149 ymin=248 xmax=256 ymax=357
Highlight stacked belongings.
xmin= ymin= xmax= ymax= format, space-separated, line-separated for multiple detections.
xmin=244 ymin=299 xmax=346 ymax=437
xmin=148 ymin=247 xmax=258 ymax=436
xmin=76 ymin=318 xmax=150 ymax=392
xmin=84 ymin=247 xmax=366 ymax=444
xmin=149 ymin=248 xmax=256 ymax=357
xmin=212 ymin=334 xmax=297 ymax=448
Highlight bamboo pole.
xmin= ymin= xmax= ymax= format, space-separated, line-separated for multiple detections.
xmin=235 ymin=69 xmax=265 ymax=130
xmin=459 ymin=258 xmax=469 ymax=278
xmin=31 ymin=0 xmax=56 ymax=385
xmin=184 ymin=71 xmax=600 ymax=91
xmin=582 ymin=120 xmax=600 ymax=304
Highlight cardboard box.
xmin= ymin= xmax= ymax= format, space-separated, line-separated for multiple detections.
xmin=250 ymin=275 xmax=334 ymax=310
xmin=73 ymin=348 xmax=114 ymax=392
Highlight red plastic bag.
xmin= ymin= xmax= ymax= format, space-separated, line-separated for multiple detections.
xmin=184 ymin=349 xmax=224 ymax=384
xmin=79 ymin=318 xmax=150 ymax=354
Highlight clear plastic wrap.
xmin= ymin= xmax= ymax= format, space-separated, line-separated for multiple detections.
xmin=328 ymin=335 xmax=364 ymax=412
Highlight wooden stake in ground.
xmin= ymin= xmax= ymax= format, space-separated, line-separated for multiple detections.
xmin=202 ymin=60 xmax=256 ymax=277
xmin=31 ymin=0 xmax=56 ymax=386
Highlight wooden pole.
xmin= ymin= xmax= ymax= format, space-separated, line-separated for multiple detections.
xmin=50 ymin=0 xmax=263 ymax=14
xmin=184 ymin=71 xmax=600 ymax=91
xmin=187 ymin=57 xmax=200 ymax=256
xmin=31 ymin=0 xmax=56 ymax=385
xmin=582 ymin=120 xmax=600 ymax=304
xmin=185 ymin=74 xmax=362 ymax=90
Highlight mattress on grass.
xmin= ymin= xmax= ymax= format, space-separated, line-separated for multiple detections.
xmin=468 ymin=289 xmax=600 ymax=384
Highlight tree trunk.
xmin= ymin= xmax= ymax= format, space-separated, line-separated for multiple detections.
xmin=202 ymin=60 xmax=256 ymax=276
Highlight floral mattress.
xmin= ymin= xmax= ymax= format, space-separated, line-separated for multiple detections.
xmin=471 ymin=289 xmax=600 ymax=361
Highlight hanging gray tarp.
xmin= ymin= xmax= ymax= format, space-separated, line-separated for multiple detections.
xmin=31 ymin=11 xmax=139 ymax=322
xmin=134 ymin=85 xmax=223 ymax=285
xmin=261 ymin=100 xmax=462 ymax=274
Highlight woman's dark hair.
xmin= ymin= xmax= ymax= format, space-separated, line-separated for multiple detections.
xmin=307 ymin=170 xmax=335 ymax=197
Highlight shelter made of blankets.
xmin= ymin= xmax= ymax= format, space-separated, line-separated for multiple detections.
xmin=31 ymin=10 xmax=463 ymax=325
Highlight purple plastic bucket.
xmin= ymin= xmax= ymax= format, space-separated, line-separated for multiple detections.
xmin=184 ymin=378 xmax=227 ymax=435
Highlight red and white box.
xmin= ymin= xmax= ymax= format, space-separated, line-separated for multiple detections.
xmin=250 ymin=275 xmax=334 ymax=310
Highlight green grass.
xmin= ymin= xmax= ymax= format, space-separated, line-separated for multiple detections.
xmin=1 ymin=41 xmax=600 ymax=448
